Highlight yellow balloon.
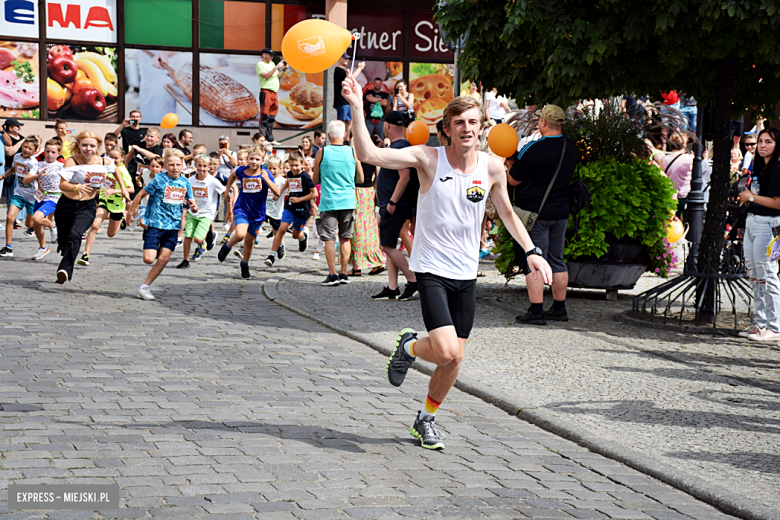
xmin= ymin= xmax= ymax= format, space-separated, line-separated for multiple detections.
xmin=667 ymin=216 xmax=685 ymax=243
xmin=487 ymin=123 xmax=519 ymax=158
xmin=282 ymin=19 xmax=354 ymax=74
xmin=161 ymin=113 xmax=178 ymax=130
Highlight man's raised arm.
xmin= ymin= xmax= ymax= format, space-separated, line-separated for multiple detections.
xmin=342 ymin=72 xmax=431 ymax=172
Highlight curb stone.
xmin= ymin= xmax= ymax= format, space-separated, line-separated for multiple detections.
xmin=264 ymin=271 xmax=779 ymax=520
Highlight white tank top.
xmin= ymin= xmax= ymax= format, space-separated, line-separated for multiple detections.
xmin=409 ymin=147 xmax=489 ymax=280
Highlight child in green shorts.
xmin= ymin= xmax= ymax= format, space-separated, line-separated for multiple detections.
xmin=177 ymin=153 xmax=226 ymax=268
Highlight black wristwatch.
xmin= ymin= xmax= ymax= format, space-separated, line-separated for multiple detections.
xmin=388 ymin=200 xmax=397 ymax=206
xmin=526 ymin=246 xmax=543 ymax=257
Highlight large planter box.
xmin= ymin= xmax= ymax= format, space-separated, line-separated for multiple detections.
xmin=567 ymin=262 xmax=647 ymax=290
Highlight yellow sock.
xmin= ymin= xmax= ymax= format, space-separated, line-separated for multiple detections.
xmin=408 ymin=339 xmax=417 ymax=357
xmin=424 ymin=395 xmax=441 ymax=416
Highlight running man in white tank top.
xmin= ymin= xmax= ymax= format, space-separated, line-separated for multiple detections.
xmin=342 ymin=73 xmax=552 ymax=450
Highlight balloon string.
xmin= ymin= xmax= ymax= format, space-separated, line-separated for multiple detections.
xmin=350 ymin=33 xmax=360 ymax=75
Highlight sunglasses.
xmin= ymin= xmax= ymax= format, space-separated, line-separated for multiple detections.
xmin=746 ymin=142 xmax=757 ymax=146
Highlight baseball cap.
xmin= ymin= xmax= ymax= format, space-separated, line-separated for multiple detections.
xmin=260 ymin=48 xmax=273 ymax=56
xmin=341 ymin=51 xmax=351 ymax=59
xmin=5 ymin=117 xmax=23 ymax=127
xmin=534 ymin=105 xmax=566 ymax=124
xmin=384 ymin=111 xmax=404 ymax=126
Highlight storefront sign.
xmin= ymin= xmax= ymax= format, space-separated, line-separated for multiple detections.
xmin=46 ymin=0 xmax=116 ymax=43
xmin=409 ymin=12 xmax=452 ymax=59
xmin=348 ymin=10 xmax=403 ymax=58
xmin=0 ymin=0 xmax=39 ymax=39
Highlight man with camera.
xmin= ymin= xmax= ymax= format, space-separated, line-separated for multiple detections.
xmin=256 ymin=48 xmax=286 ymax=145
xmin=114 ymin=110 xmax=147 ymax=191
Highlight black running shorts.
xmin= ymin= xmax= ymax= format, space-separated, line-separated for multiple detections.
xmin=416 ymin=272 xmax=477 ymax=339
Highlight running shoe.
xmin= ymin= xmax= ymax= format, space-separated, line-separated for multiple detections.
xmin=545 ymin=306 xmax=569 ymax=322
xmin=192 ymin=245 xmax=206 ymax=261
xmin=77 ymin=253 xmax=89 ymax=266
xmin=409 ymin=413 xmax=445 ymax=450
xmin=206 ymin=230 xmax=216 ymax=251
xmin=137 ymin=286 xmax=155 ymax=301
xmin=56 ymin=269 xmax=68 ymax=284
xmin=750 ymin=329 xmax=780 ymax=342
xmin=221 ymin=234 xmax=230 ymax=244
xmin=177 ymin=236 xmax=183 ymax=245
xmin=478 ymin=248 xmax=490 ymax=259
xmin=264 ymin=255 xmax=275 ymax=266
xmin=23 ymin=227 xmax=34 ymax=237
xmin=515 ymin=309 xmax=546 ymax=325
xmin=387 ymin=328 xmax=417 ymax=387
xmin=240 ymin=262 xmax=250 ymax=279
xmin=217 ymin=244 xmax=230 ymax=262
xmin=176 ymin=259 xmax=190 ymax=269
xmin=254 ymin=236 xmax=259 ymax=246
xmin=299 ymin=231 xmax=308 ymax=252
xmin=266 ymin=231 xmax=274 ymax=239
xmin=277 ymin=242 xmax=286 ymax=260
xmin=120 ymin=218 xmax=127 ymax=231
xmin=32 ymin=247 xmax=50 ymax=261
xmin=372 ymin=286 xmax=400 ymax=300
xmin=81 ymin=233 xmax=87 ymax=241
xmin=739 ymin=325 xmax=762 ymax=338
xmin=312 ymin=252 xmax=320 ymax=261
xmin=13 ymin=221 xmax=22 ymax=229
xmin=234 ymin=247 xmax=244 ymax=260
xmin=0 ymin=246 xmax=13 ymax=257
xmin=339 ymin=273 xmax=350 ymax=284
xmin=49 ymin=227 xmax=57 ymax=242
xmin=321 ymin=274 xmax=340 ymax=286
xmin=398 ymin=282 xmax=418 ymax=301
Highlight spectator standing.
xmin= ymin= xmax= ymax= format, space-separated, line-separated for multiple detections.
xmin=311 ymin=129 xmax=326 ymax=157
xmin=742 ymin=135 xmax=757 ymax=173
xmin=371 ymin=112 xmax=419 ymax=301
xmin=349 ymin=133 xmax=385 ymax=277
xmin=256 ymin=48 xmax=285 ymax=144
xmin=364 ymin=78 xmax=389 ymax=141
xmin=737 ymin=127 xmax=780 ymax=341
xmin=662 ymin=133 xmax=694 ymax=222
xmin=177 ymin=129 xmax=193 ymax=162
xmin=162 ymin=133 xmax=177 ymax=149
xmin=300 ymin=136 xmax=315 ymax=158
xmin=680 ymin=96 xmax=697 ymax=133
xmin=2 ymin=118 xmax=22 ymax=221
xmin=333 ymin=54 xmax=365 ymax=143
xmin=312 ymin=120 xmax=363 ymax=286
xmin=460 ymin=82 xmax=481 ymax=102
xmin=114 ymin=110 xmax=147 ymax=186
xmin=485 ymin=88 xmax=509 ymax=125
xmin=509 ymin=105 xmax=577 ymax=325
xmin=393 ymin=80 xmax=415 ymax=125
xmin=54 ymin=120 xmax=75 ymax=159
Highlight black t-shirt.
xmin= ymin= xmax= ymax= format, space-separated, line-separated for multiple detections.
xmin=333 ymin=67 xmax=347 ymax=107
xmin=120 ymin=126 xmax=147 ymax=175
xmin=176 ymin=144 xmax=191 ymax=157
xmin=284 ymin=171 xmax=316 ymax=215
xmin=357 ymin=162 xmax=376 ymax=188
xmin=364 ymin=90 xmax=389 ymax=118
xmin=509 ymin=135 xmax=577 ymax=221
xmin=376 ymin=139 xmax=416 ymax=207
xmin=748 ymin=163 xmax=780 ymax=217
xmin=134 ymin=144 xmax=163 ymax=166
xmin=3 ymin=133 xmax=22 ymax=169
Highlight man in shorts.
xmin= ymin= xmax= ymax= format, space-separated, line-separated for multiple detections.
xmin=312 ymin=120 xmax=363 ymax=286
xmin=342 ymin=72 xmax=552 ymax=450
xmin=256 ymin=48 xmax=285 ymax=144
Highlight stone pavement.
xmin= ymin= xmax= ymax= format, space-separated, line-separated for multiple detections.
xmin=0 ymin=230 xmax=750 ymax=519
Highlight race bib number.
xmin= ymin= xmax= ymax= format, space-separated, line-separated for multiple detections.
xmin=14 ymin=162 xmax=27 ymax=176
xmin=242 ymin=177 xmax=263 ymax=193
xmin=84 ymin=169 xmax=107 ymax=188
xmin=288 ymin=178 xmax=302 ymax=193
xmin=34 ymin=189 xmax=44 ymax=202
xmin=163 ymin=186 xmax=187 ymax=204
xmin=103 ymin=176 xmax=117 ymax=190
xmin=192 ymin=186 xmax=208 ymax=199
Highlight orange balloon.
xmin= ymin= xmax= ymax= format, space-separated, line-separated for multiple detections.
xmin=667 ymin=216 xmax=685 ymax=243
xmin=487 ymin=123 xmax=519 ymax=157
xmin=282 ymin=19 xmax=354 ymax=74
xmin=161 ymin=113 xmax=178 ymax=130
xmin=406 ymin=120 xmax=429 ymax=146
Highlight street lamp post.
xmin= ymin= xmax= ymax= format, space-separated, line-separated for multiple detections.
xmin=685 ymin=107 xmax=706 ymax=272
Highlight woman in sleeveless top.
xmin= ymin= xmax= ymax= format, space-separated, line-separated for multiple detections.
xmin=393 ymin=80 xmax=415 ymax=125
xmin=55 ymin=131 xmax=114 ymax=284
xmin=349 ymin=134 xmax=385 ymax=276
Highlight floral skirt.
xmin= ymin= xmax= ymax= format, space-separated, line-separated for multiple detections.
xmin=350 ymin=187 xmax=385 ymax=270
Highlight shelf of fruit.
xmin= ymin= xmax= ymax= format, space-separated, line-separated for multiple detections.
xmin=46 ymin=45 xmax=117 ymax=121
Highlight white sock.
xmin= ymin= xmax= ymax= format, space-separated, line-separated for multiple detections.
xmin=419 ymin=409 xmax=434 ymax=419
xmin=269 ymin=251 xmax=276 ymax=258
xmin=403 ymin=338 xmax=416 ymax=357
xmin=140 ymin=284 xmax=149 ymax=290
xmin=299 ymin=234 xmax=306 ymax=241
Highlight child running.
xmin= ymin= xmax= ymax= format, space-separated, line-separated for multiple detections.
xmin=221 ymin=150 xmax=247 ymax=245
xmin=80 ymin=147 xmax=133 ymax=266
xmin=28 ymin=139 xmax=62 ymax=260
xmin=126 ymin=149 xmax=197 ymax=301
xmin=131 ymin=157 xmax=164 ymax=231
xmin=264 ymin=155 xmax=287 ymax=239
xmin=217 ymin=145 xmax=280 ymax=279
xmin=0 ymin=136 xmax=39 ymax=257
xmin=265 ymin=150 xmax=316 ymax=266
xmin=177 ymin=153 xmax=225 ymax=268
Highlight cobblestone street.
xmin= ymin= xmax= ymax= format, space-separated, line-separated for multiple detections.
xmin=0 ymin=230 xmax=770 ymax=519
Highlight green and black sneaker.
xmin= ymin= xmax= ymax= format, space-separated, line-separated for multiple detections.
xmin=387 ymin=328 xmax=417 ymax=387
xmin=77 ymin=253 xmax=89 ymax=266
xmin=410 ymin=412 xmax=445 ymax=450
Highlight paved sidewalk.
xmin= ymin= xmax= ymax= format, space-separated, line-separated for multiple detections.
xmin=0 ymin=232 xmax=747 ymax=519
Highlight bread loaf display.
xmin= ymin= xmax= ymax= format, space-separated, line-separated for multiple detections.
xmin=173 ymin=64 xmax=259 ymax=122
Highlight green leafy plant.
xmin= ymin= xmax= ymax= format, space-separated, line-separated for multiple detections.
xmin=12 ymin=60 xmax=34 ymax=83
xmin=566 ymin=158 xmax=678 ymax=277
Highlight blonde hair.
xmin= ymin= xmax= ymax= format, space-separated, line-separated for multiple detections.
xmin=266 ymin=155 xmax=283 ymax=168
xmin=194 ymin=153 xmax=211 ymax=164
xmin=236 ymin=149 xmax=249 ymax=158
xmin=442 ymin=96 xmax=485 ymax=133
xmin=164 ymin=148 xmax=186 ymax=161
xmin=74 ymin=130 xmax=103 ymax=148
xmin=247 ymin=145 xmax=267 ymax=160
xmin=146 ymin=127 xmax=161 ymax=137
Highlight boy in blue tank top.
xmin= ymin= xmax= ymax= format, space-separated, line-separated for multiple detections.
xmin=217 ymin=145 xmax=281 ymax=279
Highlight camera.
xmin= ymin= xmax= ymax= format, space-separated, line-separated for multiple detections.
xmin=129 ymin=119 xmax=138 ymax=125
